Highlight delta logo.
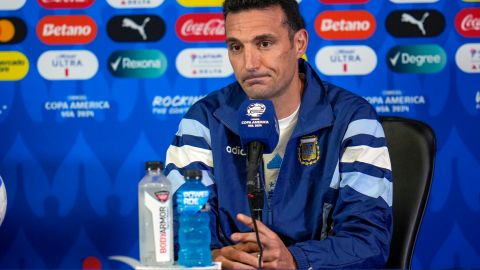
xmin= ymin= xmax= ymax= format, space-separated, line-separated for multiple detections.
xmin=177 ymin=0 xmax=222 ymax=7
xmin=314 ymin=10 xmax=376 ymax=40
xmin=176 ymin=13 xmax=225 ymax=42
xmin=38 ymin=0 xmax=95 ymax=9
xmin=455 ymin=43 xmax=480 ymax=73
xmin=107 ymin=0 xmax=164 ymax=8
xmin=0 ymin=51 xmax=29 ymax=81
xmin=319 ymin=0 xmax=369 ymax=3
xmin=455 ymin=8 xmax=480 ymax=38
xmin=37 ymin=50 xmax=98 ymax=80
xmin=0 ymin=0 xmax=26 ymax=10
xmin=387 ymin=45 xmax=446 ymax=73
xmin=0 ymin=17 xmax=27 ymax=44
xmin=37 ymin=15 xmax=97 ymax=45
xmin=176 ymin=48 xmax=233 ymax=78
xmin=315 ymin=45 xmax=377 ymax=75
xmin=108 ymin=50 xmax=167 ymax=78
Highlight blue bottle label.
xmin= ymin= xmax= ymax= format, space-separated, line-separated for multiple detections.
xmin=178 ymin=190 xmax=209 ymax=214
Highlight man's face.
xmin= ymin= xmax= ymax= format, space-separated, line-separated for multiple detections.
xmin=225 ymin=5 xmax=305 ymax=101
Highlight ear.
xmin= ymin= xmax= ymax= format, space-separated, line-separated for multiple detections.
xmin=294 ymin=29 xmax=308 ymax=58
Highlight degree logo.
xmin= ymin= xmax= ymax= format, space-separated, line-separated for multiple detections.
xmin=0 ymin=0 xmax=26 ymax=10
xmin=0 ymin=17 xmax=27 ymax=44
xmin=0 ymin=51 xmax=29 ymax=81
xmin=387 ymin=44 xmax=446 ymax=73
xmin=108 ymin=50 xmax=167 ymax=78
xmin=38 ymin=0 xmax=95 ymax=9
xmin=315 ymin=10 xmax=376 ymax=40
xmin=177 ymin=0 xmax=222 ymax=7
xmin=37 ymin=15 xmax=97 ymax=45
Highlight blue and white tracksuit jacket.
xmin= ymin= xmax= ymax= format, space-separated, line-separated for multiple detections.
xmin=165 ymin=60 xmax=393 ymax=269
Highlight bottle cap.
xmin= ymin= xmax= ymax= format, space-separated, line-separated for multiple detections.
xmin=145 ymin=161 xmax=164 ymax=171
xmin=184 ymin=169 xmax=202 ymax=180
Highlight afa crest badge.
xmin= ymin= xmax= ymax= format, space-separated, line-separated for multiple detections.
xmin=298 ymin=135 xmax=320 ymax=165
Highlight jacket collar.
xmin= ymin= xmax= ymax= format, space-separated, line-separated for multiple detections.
xmin=213 ymin=59 xmax=334 ymax=137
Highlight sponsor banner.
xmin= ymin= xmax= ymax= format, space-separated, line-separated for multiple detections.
xmin=37 ymin=15 xmax=97 ymax=45
xmin=364 ymin=90 xmax=426 ymax=114
xmin=44 ymin=95 xmax=110 ymax=119
xmin=177 ymin=0 xmax=222 ymax=7
xmin=387 ymin=44 xmax=446 ymax=73
xmin=37 ymin=50 xmax=98 ymax=80
xmin=107 ymin=0 xmax=163 ymax=8
xmin=152 ymin=95 xmax=205 ymax=115
xmin=455 ymin=43 xmax=480 ymax=73
xmin=390 ymin=0 xmax=439 ymax=3
xmin=314 ymin=10 xmax=376 ymax=40
xmin=0 ymin=0 xmax=26 ymax=10
xmin=319 ymin=0 xmax=369 ymax=3
xmin=455 ymin=8 xmax=480 ymax=38
xmin=0 ymin=17 xmax=27 ymax=44
xmin=107 ymin=15 xmax=165 ymax=42
xmin=38 ymin=0 xmax=95 ymax=9
xmin=176 ymin=48 xmax=233 ymax=78
xmin=476 ymin=91 xmax=480 ymax=110
xmin=0 ymin=51 xmax=29 ymax=81
xmin=315 ymin=45 xmax=377 ymax=76
xmin=386 ymin=9 xmax=445 ymax=37
xmin=108 ymin=50 xmax=167 ymax=78
xmin=463 ymin=0 xmax=480 ymax=2
xmin=175 ymin=13 xmax=225 ymax=42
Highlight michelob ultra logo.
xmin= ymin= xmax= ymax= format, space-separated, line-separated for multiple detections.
xmin=108 ymin=50 xmax=167 ymax=78
xmin=0 ymin=51 xmax=29 ymax=81
xmin=387 ymin=45 xmax=446 ymax=73
xmin=37 ymin=15 xmax=97 ymax=45
xmin=315 ymin=45 xmax=377 ymax=75
xmin=177 ymin=0 xmax=222 ymax=7
xmin=0 ymin=17 xmax=27 ymax=44
xmin=38 ymin=0 xmax=95 ymax=9
xmin=107 ymin=0 xmax=164 ymax=8
xmin=315 ymin=10 xmax=376 ymax=40
xmin=37 ymin=50 xmax=98 ymax=80
xmin=0 ymin=0 xmax=26 ymax=10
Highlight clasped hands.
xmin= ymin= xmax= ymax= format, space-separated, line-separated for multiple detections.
xmin=212 ymin=213 xmax=296 ymax=269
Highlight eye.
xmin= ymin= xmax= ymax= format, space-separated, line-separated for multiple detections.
xmin=259 ymin=40 xmax=272 ymax=48
xmin=228 ymin=43 xmax=241 ymax=52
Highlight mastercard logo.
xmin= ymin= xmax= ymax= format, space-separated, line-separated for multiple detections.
xmin=177 ymin=0 xmax=223 ymax=7
xmin=0 ymin=17 xmax=27 ymax=44
xmin=0 ymin=51 xmax=29 ymax=81
xmin=37 ymin=15 xmax=97 ymax=45
xmin=314 ymin=10 xmax=376 ymax=40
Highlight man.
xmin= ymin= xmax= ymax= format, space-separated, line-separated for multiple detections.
xmin=165 ymin=0 xmax=392 ymax=268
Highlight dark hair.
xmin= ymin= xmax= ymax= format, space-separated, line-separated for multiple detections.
xmin=222 ymin=0 xmax=305 ymax=40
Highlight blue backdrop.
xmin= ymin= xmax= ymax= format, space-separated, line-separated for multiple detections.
xmin=1 ymin=0 xmax=479 ymax=268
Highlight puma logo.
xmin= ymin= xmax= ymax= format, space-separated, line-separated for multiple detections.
xmin=122 ymin=17 xmax=151 ymax=40
xmin=401 ymin=12 xmax=430 ymax=36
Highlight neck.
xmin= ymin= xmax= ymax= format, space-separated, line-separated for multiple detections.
xmin=273 ymin=76 xmax=304 ymax=119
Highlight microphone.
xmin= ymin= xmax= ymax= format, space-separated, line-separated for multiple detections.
xmin=238 ymin=100 xmax=279 ymax=221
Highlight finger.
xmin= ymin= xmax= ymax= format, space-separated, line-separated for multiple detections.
xmin=221 ymin=245 xmax=259 ymax=267
xmin=232 ymin=242 xmax=260 ymax=253
xmin=236 ymin=213 xmax=277 ymax=238
xmin=214 ymin=255 xmax=256 ymax=270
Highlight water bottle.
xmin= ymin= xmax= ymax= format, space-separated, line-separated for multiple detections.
xmin=138 ymin=161 xmax=174 ymax=266
xmin=177 ymin=169 xmax=212 ymax=267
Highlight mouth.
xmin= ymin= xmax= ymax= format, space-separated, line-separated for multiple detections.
xmin=242 ymin=74 xmax=269 ymax=85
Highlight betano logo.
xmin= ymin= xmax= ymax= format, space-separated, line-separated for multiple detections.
xmin=0 ymin=51 xmax=29 ymax=81
xmin=315 ymin=10 xmax=376 ymax=40
xmin=0 ymin=0 xmax=26 ymax=10
xmin=37 ymin=15 xmax=97 ymax=45
xmin=0 ymin=17 xmax=27 ymax=44
xmin=107 ymin=0 xmax=164 ymax=8
xmin=37 ymin=50 xmax=98 ymax=80
xmin=38 ymin=0 xmax=95 ymax=9
xmin=319 ymin=0 xmax=369 ymax=3
xmin=455 ymin=43 xmax=480 ymax=73
xmin=455 ymin=8 xmax=480 ymax=38
xmin=176 ymin=13 xmax=225 ymax=42
xmin=387 ymin=45 xmax=446 ymax=73
xmin=176 ymin=48 xmax=233 ymax=78
xmin=315 ymin=45 xmax=377 ymax=76
xmin=108 ymin=50 xmax=167 ymax=78
xmin=177 ymin=0 xmax=222 ymax=7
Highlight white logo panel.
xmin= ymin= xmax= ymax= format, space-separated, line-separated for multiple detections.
xmin=0 ymin=0 xmax=26 ymax=10
xmin=315 ymin=45 xmax=377 ymax=76
xmin=455 ymin=43 xmax=480 ymax=73
xmin=106 ymin=0 xmax=164 ymax=8
xmin=390 ymin=0 xmax=439 ymax=2
xmin=176 ymin=48 xmax=233 ymax=78
xmin=37 ymin=50 xmax=98 ymax=80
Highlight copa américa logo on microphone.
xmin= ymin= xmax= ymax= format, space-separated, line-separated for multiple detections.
xmin=246 ymin=103 xmax=266 ymax=118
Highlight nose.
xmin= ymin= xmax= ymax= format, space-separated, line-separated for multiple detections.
xmin=244 ymin=46 xmax=259 ymax=71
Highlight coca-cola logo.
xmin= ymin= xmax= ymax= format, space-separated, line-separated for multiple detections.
xmin=456 ymin=8 xmax=480 ymax=37
xmin=38 ymin=0 xmax=95 ymax=9
xmin=314 ymin=10 xmax=376 ymax=40
xmin=37 ymin=15 xmax=97 ymax=45
xmin=175 ymin=13 xmax=225 ymax=42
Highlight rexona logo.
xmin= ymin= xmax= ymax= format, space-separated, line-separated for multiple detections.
xmin=386 ymin=9 xmax=445 ymax=37
xmin=455 ymin=8 xmax=480 ymax=38
xmin=0 ymin=51 xmax=29 ymax=81
xmin=107 ymin=15 xmax=165 ymax=42
xmin=315 ymin=10 xmax=376 ymax=40
xmin=0 ymin=17 xmax=27 ymax=44
xmin=319 ymin=0 xmax=369 ymax=3
xmin=37 ymin=15 xmax=97 ymax=45
xmin=176 ymin=48 xmax=233 ymax=78
xmin=387 ymin=45 xmax=446 ymax=73
xmin=177 ymin=0 xmax=222 ymax=7
xmin=315 ymin=45 xmax=376 ymax=76
xmin=38 ymin=0 xmax=95 ymax=9
xmin=390 ymin=0 xmax=439 ymax=3
xmin=455 ymin=43 xmax=480 ymax=73
xmin=107 ymin=0 xmax=164 ymax=8
xmin=108 ymin=50 xmax=167 ymax=78
xmin=0 ymin=0 xmax=26 ymax=10
xmin=37 ymin=50 xmax=98 ymax=80
xmin=176 ymin=13 xmax=225 ymax=42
